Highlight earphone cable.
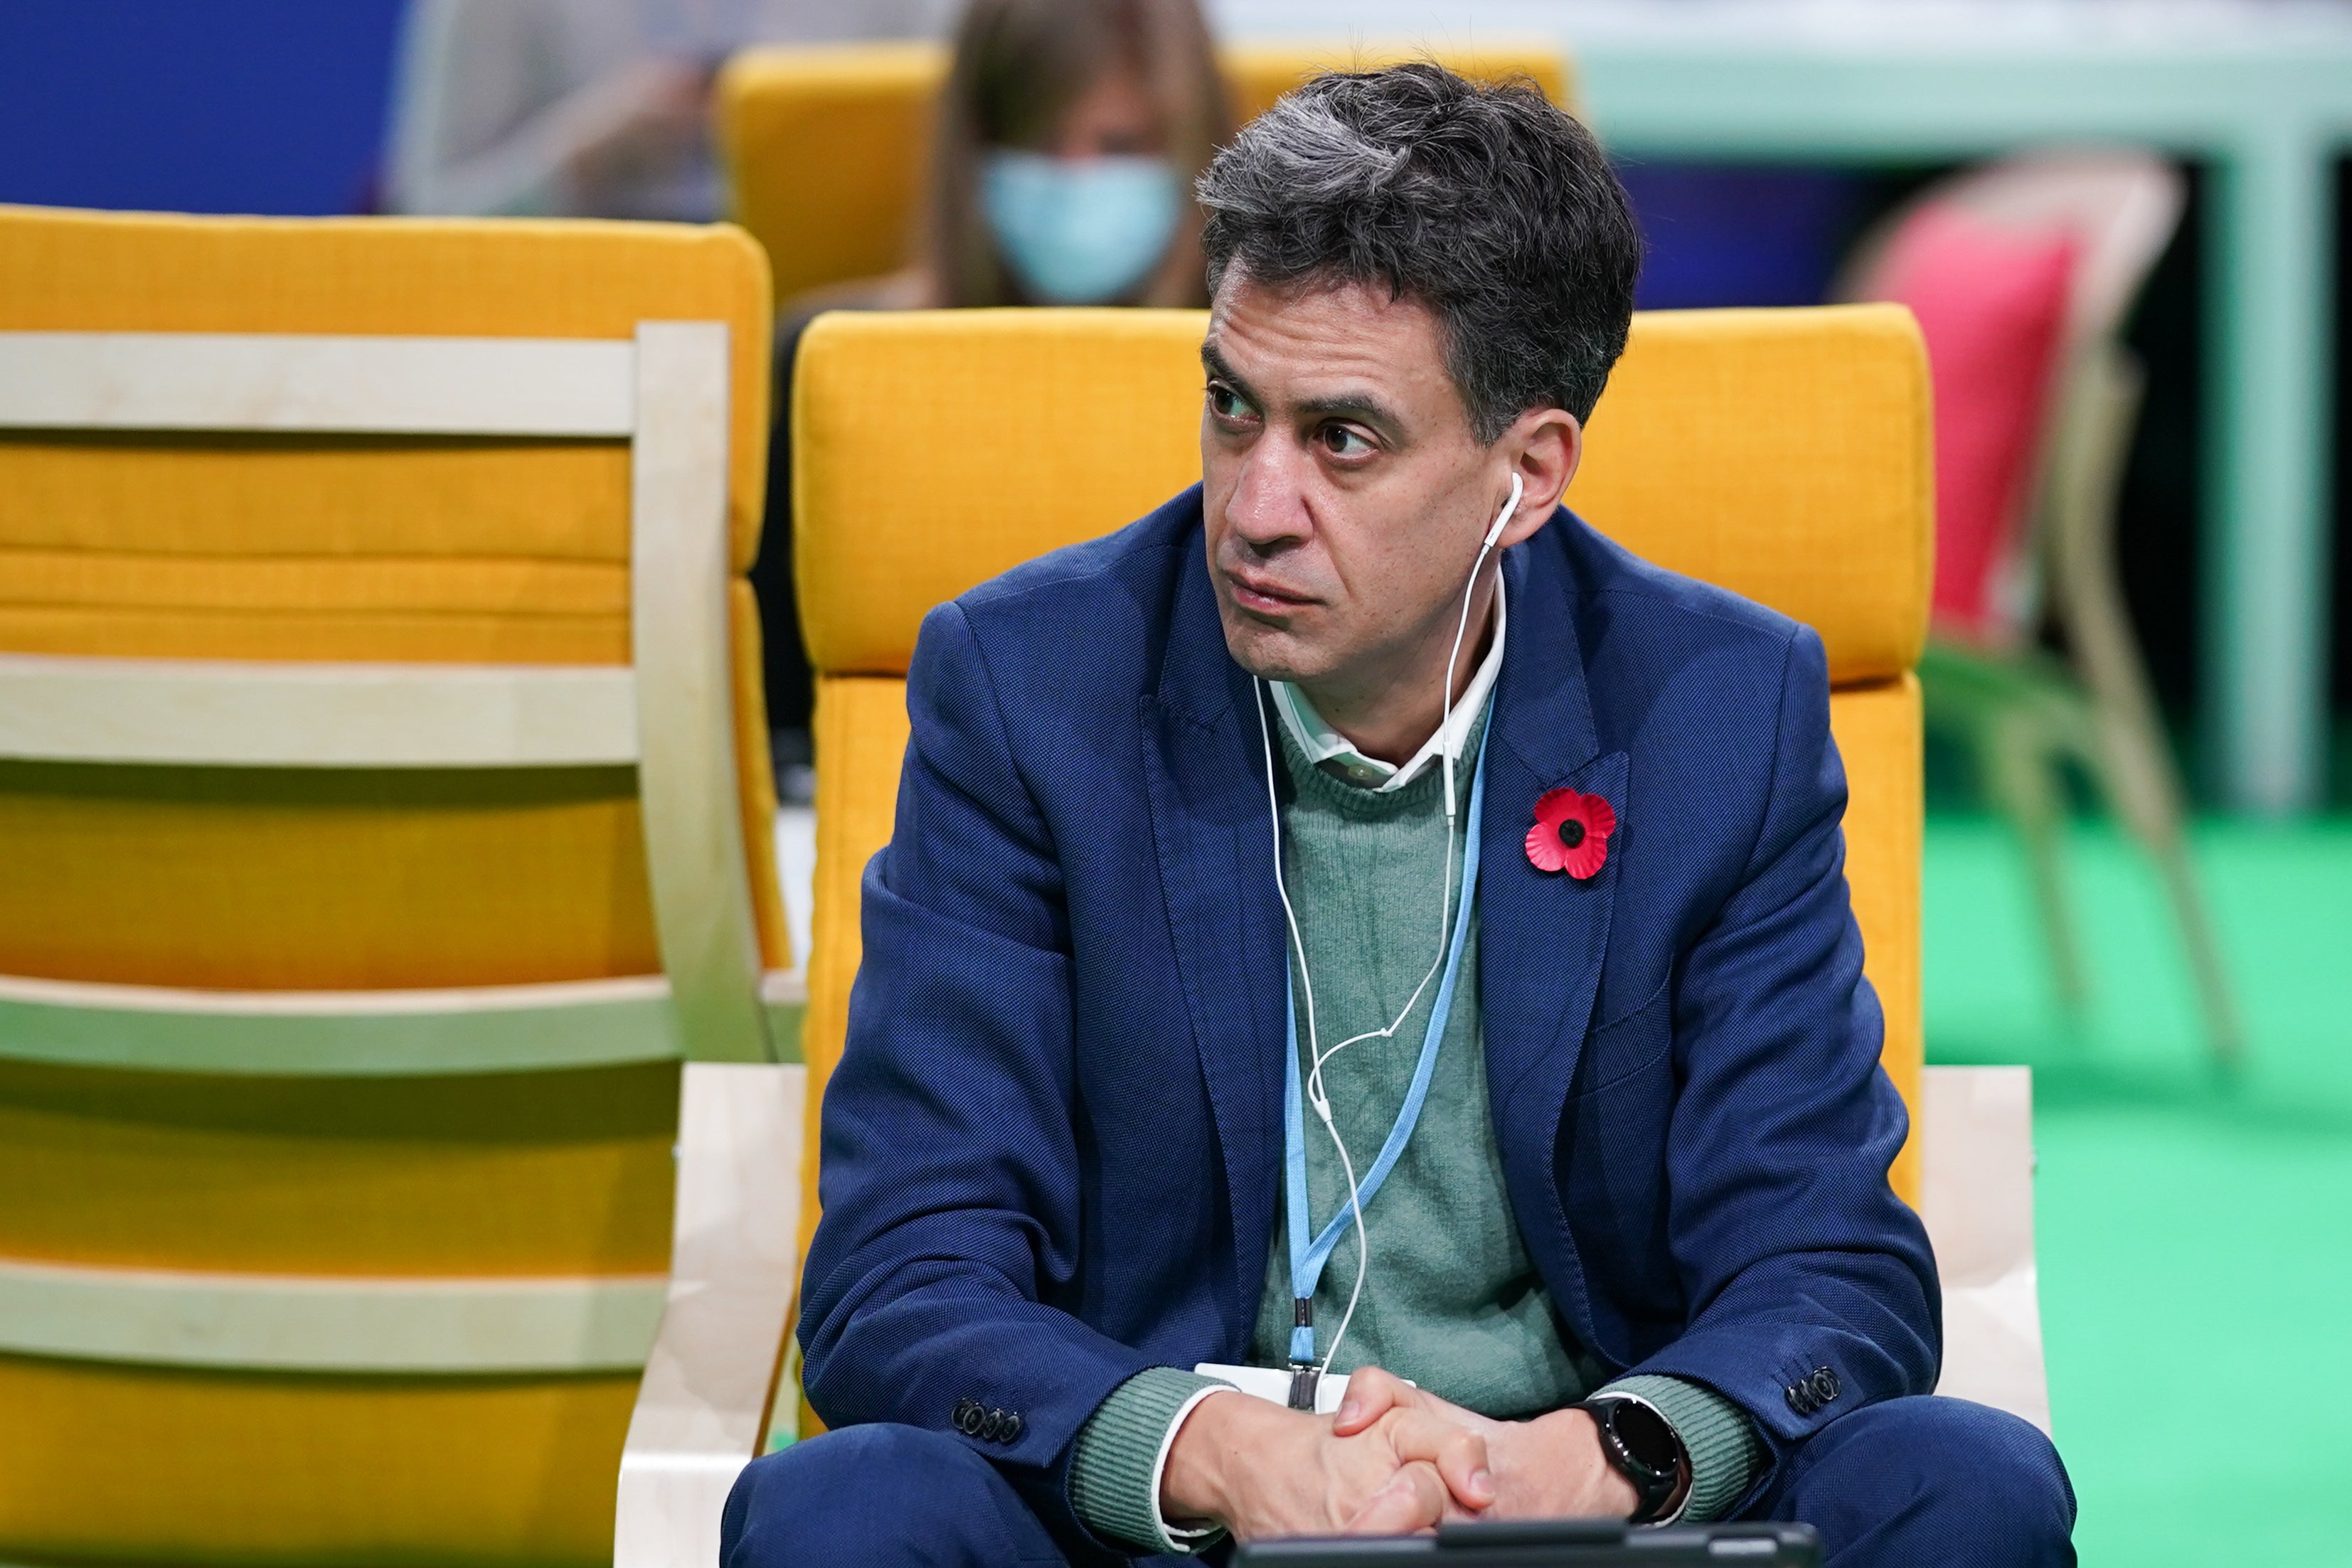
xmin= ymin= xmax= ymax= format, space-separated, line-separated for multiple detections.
xmin=1256 ymin=472 xmax=1521 ymax=1380
xmin=1304 ymin=474 xmax=1516 ymax=1114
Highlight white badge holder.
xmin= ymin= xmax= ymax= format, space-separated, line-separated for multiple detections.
xmin=1193 ymin=1362 xmax=1413 ymax=1416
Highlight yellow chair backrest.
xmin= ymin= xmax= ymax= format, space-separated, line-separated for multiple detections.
xmin=791 ymin=306 xmax=1932 ymax=1423
xmin=718 ymin=41 xmax=1575 ymax=304
xmin=0 ymin=203 xmax=782 ymax=1567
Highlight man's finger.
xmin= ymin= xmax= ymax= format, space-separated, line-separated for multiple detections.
xmin=1343 ymin=1460 xmax=1449 ymax=1535
xmin=1385 ymin=1412 xmax=1496 ymax=1510
xmin=1334 ymin=1366 xmax=1415 ymax=1435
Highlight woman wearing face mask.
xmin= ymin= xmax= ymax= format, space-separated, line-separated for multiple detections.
xmin=755 ymin=0 xmax=1230 ymax=789
xmin=917 ymin=0 xmax=1230 ymax=307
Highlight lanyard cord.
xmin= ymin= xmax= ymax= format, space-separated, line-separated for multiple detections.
xmin=1272 ymin=726 xmax=1489 ymax=1376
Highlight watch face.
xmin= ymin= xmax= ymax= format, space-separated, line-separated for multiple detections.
xmin=1609 ymin=1398 xmax=1681 ymax=1475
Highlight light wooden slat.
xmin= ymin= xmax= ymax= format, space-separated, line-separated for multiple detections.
xmin=0 ymin=331 xmax=635 ymax=436
xmin=629 ymin=322 xmax=773 ymax=1064
xmin=0 ymin=971 xmax=681 ymax=1074
xmin=1922 ymin=1065 xmax=2052 ymax=1434
xmin=760 ymin=973 xmax=807 ymax=1067
xmin=0 ymin=1256 xmax=667 ymax=1372
xmin=0 ymin=653 xmax=639 ymax=768
xmin=616 ymin=1063 xmax=804 ymax=1568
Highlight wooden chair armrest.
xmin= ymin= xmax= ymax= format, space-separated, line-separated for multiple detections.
xmin=615 ymin=1061 xmax=806 ymax=1568
xmin=1920 ymin=1065 xmax=2052 ymax=1434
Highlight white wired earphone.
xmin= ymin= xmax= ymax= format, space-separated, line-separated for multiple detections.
xmin=1251 ymin=470 xmax=1523 ymax=1375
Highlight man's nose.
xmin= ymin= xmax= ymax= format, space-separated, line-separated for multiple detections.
xmin=1225 ymin=443 xmax=1310 ymax=550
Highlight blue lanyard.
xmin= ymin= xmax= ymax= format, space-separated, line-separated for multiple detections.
xmin=1280 ymin=725 xmax=1491 ymax=1367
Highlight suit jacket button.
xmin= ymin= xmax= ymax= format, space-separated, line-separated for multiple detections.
xmin=1784 ymin=1382 xmax=1814 ymax=1416
xmin=979 ymin=1408 xmax=1004 ymax=1441
xmin=1811 ymin=1367 xmax=1841 ymax=1404
xmin=999 ymin=1411 xmax=1023 ymax=1443
xmin=953 ymin=1399 xmax=982 ymax=1436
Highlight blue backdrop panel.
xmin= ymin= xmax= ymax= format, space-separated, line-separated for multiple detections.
xmin=1618 ymin=164 xmax=1865 ymax=311
xmin=0 ymin=0 xmax=407 ymax=217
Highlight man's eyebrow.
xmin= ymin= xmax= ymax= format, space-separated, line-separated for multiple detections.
xmin=1292 ymin=390 xmax=1405 ymax=432
xmin=1199 ymin=341 xmax=1257 ymax=404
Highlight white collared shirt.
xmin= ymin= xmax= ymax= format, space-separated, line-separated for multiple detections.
xmin=1269 ymin=575 xmax=1506 ymax=791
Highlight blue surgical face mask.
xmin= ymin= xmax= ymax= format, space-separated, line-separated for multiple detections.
xmin=979 ymin=151 xmax=1182 ymax=305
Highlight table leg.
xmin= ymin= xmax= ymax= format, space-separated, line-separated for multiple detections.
xmin=2205 ymin=123 xmax=2336 ymax=814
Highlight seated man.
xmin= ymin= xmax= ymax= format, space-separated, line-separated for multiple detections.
xmin=725 ymin=63 xmax=2074 ymax=1568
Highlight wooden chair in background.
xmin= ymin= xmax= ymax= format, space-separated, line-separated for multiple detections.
xmin=0 ymin=203 xmax=803 ymax=1568
xmin=1845 ymin=151 xmax=2242 ymax=1067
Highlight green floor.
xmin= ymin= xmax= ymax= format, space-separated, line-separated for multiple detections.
xmin=1924 ymin=816 xmax=2352 ymax=1564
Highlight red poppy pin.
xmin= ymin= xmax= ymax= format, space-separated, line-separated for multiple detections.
xmin=1526 ymin=788 xmax=1615 ymax=880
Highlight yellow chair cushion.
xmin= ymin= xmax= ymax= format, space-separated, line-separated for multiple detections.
xmin=795 ymin=305 xmax=1929 ymax=688
xmin=0 ymin=204 xmax=772 ymax=570
xmin=1571 ymin=308 xmax=1932 ymax=687
xmin=718 ymin=43 xmax=1573 ymax=305
xmin=794 ymin=307 xmax=1204 ymax=675
xmin=0 ymin=1058 xmax=677 ymax=1274
xmin=0 ymin=1354 xmax=638 ymax=1568
xmin=1829 ymin=677 xmax=1924 ymax=1201
xmin=1219 ymin=41 xmax=1571 ymax=122
xmin=0 ymin=205 xmax=789 ymax=980
xmin=717 ymin=42 xmax=948 ymax=306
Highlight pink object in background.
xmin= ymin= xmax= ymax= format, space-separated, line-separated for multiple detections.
xmin=1870 ymin=204 xmax=2078 ymax=646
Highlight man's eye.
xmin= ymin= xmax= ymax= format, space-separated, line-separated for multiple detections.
xmin=1319 ymin=425 xmax=1373 ymax=458
xmin=1206 ymin=383 xmax=1254 ymax=421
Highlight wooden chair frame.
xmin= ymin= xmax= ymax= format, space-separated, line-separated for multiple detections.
xmin=0 ymin=322 xmax=802 ymax=1383
xmin=1844 ymin=151 xmax=2242 ymax=1065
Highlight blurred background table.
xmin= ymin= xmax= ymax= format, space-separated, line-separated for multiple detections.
xmin=1220 ymin=0 xmax=2352 ymax=815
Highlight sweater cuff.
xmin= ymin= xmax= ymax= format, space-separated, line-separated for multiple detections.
xmin=1069 ymin=1367 xmax=1236 ymax=1554
xmin=1598 ymin=1374 xmax=1765 ymax=1523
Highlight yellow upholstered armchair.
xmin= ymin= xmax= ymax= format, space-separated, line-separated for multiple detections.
xmin=715 ymin=41 xmax=1573 ymax=305
xmin=464 ymin=302 xmax=2047 ymax=1567
xmin=0 ymin=205 xmax=807 ymax=1568
xmin=759 ymin=305 xmax=2054 ymax=1479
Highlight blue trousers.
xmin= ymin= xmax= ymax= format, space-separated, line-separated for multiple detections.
xmin=723 ymin=1394 xmax=2072 ymax=1567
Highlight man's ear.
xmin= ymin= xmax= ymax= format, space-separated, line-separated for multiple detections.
xmin=1497 ymin=407 xmax=1583 ymax=547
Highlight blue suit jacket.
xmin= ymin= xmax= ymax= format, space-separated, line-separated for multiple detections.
xmin=800 ymin=488 xmax=1937 ymax=1546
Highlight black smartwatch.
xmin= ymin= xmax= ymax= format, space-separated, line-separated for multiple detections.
xmin=1581 ymin=1393 xmax=1691 ymax=1525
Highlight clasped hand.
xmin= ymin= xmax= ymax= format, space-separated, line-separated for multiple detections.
xmin=1159 ymin=1367 xmax=1638 ymax=1542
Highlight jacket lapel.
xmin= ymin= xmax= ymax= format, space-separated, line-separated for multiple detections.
xmin=1481 ymin=521 xmax=1627 ymax=1334
xmin=1141 ymin=538 xmax=1288 ymax=1348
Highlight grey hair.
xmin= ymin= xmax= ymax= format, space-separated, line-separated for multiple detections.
xmin=1196 ymin=63 xmax=1641 ymax=439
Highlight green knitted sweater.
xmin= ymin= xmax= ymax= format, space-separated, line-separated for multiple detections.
xmin=1067 ymin=701 xmax=1762 ymax=1554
